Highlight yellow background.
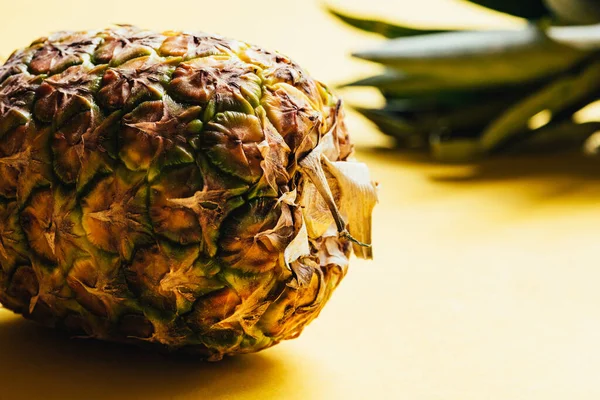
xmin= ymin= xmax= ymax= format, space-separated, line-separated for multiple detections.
xmin=1 ymin=1 xmax=600 ymax=399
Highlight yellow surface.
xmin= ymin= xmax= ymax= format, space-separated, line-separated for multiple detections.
xmin=1 ymin=1 xmax=600 ymax=399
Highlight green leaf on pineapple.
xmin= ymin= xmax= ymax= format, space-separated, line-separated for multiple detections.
xmin=343 ymin=68 xmax=553 ymax=99
xmin=401 ymin=97 xmax=519 ymax=132
xmin=352 ymin=27 xmax=588 ymax=88
xmin=507 ymin=120 xmax=600 ymax=153
xmin=548 ymin=23 xmax=600 ymax=50
xmin=343 ymin=72 xmax=485 ymax=96
xmin=327 ymin=8 xmax=449 ymax=38
xmin=353 ymin=95 xmax=515 ymax=147
xmin=353 ymin=107 xmax=425 ymax=146
xmin=480 ymin=59 xmax=600 ymax=152
xmin=543 ymin=0 xmax=600 ymax=25
xmin=464 ymin=0 xmax=549 ymax=20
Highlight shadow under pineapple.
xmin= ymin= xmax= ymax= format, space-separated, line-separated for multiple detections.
xmin=0 ymin=311 xmax=292 ymax=400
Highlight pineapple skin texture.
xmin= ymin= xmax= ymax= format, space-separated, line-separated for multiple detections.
xmin=0 ymin=26 xmax=354 ymax=360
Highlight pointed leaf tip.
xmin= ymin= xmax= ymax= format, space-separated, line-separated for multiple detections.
xmin=327 ymin=6 xmax=450 ymax=39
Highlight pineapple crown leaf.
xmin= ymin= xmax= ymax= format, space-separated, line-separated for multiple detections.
xmin=334 ymin=0 xmax=600 ymax=162
xmin=326 ymin=6 xmax=450 ymax=39
xmin=465 ymin=0 xmax=549 ymax=20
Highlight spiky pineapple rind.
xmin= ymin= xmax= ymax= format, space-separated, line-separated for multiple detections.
xmin=0 ymin=26 xmax=376 ymax=360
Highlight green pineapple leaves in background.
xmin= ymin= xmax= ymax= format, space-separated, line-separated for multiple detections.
xmin=331 ymin=0 xmax=600 ymax=161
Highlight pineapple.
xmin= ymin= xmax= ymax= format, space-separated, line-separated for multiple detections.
xmin=0 ymin=26 xmax=377 ymax=360
xmin=331 ymin=0 xmax=600 ymax=161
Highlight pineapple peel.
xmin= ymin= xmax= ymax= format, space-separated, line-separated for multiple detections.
xmin=0 ymin=26 xmax=376 ymax=360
